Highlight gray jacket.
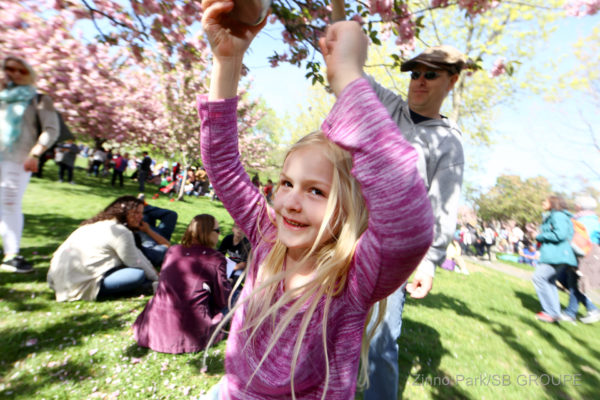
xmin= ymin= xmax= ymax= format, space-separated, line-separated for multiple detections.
xmin=367 ymin=76 xmax=464 ymax=276
xmin=0 ymin=93 xmax=59 ymax=163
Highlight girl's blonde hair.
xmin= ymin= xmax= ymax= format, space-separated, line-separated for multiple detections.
xmin=204 ymin=131 xmax=384 ymax=398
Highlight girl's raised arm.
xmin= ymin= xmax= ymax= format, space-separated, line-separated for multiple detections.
xmin=201 ymin=0 xmax=267 ymax=100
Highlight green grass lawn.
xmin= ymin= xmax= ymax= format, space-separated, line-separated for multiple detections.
xmin=1 ymin=163 xmax=599 ymax=399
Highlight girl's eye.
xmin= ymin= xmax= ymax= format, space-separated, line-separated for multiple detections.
xmin=281 ymin=180 xmax=292 ymax=188
xmin=310 ymin=188 xmax=325 ymax=197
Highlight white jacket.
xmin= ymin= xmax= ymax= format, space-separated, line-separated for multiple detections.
xmin=48 ymin=219 xmax=158 ymax=301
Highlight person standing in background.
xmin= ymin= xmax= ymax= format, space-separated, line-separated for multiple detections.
xmin=111 ymin=152 xmax=129 ymax=187
xmin=0 ymin=56 xmax=59 ymax=273
xmin=138 ymin=151 xmax=152 ymax=193
xmin=55 ymin=139 xmax=78 ymax=184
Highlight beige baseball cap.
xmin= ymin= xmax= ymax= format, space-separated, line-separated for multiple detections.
xmin=401 ymin=45 xmax=467 ymax=74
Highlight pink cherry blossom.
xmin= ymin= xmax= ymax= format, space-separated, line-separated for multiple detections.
xmin=565 ymin=0 xmax=600 ymax=16
xmin=490 ymin=58 xmax=506 ymax=77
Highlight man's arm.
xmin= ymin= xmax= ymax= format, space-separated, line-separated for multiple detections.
xmin=407 ymin=144 xmax=464 ymax=298
xmin=139 ymin=221 xmax=170 ymax=246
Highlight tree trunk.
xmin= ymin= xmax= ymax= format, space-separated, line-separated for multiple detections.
xmin=176 ymin=152 xmax=188 ymax=201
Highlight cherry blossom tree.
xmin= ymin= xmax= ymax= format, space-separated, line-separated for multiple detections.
xmin=0 ymin=1 xmax=164 ymax=146
xmin=2 ymin=0 xmax=270 ymax=182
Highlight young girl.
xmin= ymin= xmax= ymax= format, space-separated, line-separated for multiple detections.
xmin=198 ymin=2 xmax=433 ymax=398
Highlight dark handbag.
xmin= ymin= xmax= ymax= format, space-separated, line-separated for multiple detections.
xmin=34 ymin=94 xmax=74 ymax=144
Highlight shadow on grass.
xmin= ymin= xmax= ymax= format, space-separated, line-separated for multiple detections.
xmin=528 ymin=316 xmax=599 ymax=399
xmin=412 ymin=291 xmax=487 ymax=322
xmin=0 ymin=359 xmax=95 ymax=399
xmin=513 ymin=290 xmax=541 ymax=314
xmin=0 ymin=286 xmax=54 ymax=313
xmin=398 ymin=319 xmax=471 ymax=400
xmin=188 ymin=349 xmax=226 ymax=376
xmin=402 ymin=289 xmax=595 ymax=399
xmin=22 ymin=213 xmax=81 ymax=246
xmin=0 ymin=307 xmax=139 ymax=379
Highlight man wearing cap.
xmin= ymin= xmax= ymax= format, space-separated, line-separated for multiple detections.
xmin=363 ymin=42 xmax=466 ymax=400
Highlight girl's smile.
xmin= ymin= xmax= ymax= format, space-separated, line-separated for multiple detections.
xmin=273 ymin=143 xmax=333 ymax=260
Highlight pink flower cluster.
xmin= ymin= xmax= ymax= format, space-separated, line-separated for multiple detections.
xmin=457 ymin=0 xmax=501 ymax=16
xmin=565 ymin=0 xmax=600 ymax=16
xmin=490 ymin=58 xmax=506 ymax=77
xmin=430 ymin=0 xmax=450 ymax=7
xmin=393 ymin=4 xmax=416 ymax=55
xmin=369 ymin=0 xmax=396 ymax=22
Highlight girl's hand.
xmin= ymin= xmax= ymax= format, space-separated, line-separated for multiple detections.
xmin=201 ymin=0 xmax=267 ymax=62
xmin=319 ymin=21 xmax=368 ymax=96
xmin=203 ymin=0 xmax=267 ymax=99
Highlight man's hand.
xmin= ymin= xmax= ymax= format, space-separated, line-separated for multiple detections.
xmin=406 ymin=271 xmax=433 ymax=299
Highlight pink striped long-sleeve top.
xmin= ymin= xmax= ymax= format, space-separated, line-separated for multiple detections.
xmin=198 ymin=77 xmax=433 ymax=400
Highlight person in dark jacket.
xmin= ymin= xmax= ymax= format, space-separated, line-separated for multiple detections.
xmin=133 ymin=214 xmax=232 ymax=353
xmin=532 ymin=195 xmax=577 ymax=323
xmin=55 ymin=139 xmax=78 ymax=184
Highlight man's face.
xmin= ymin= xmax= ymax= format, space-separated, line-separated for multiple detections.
xmin=407 ymin=65 xmax=458 ymax=118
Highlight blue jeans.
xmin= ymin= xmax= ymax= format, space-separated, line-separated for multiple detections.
xmin=364 ymin=283 xmax=407 ymax=400
xmin=138 ymin=231 xmax=168 ymax=268
xmin=98 ymin=267 xmax=148 ymax=298
xmin=532 ymin=263 xmax=562 ymax=318
xmin=143 ymin=205 xmax=178 ymax=240
xmin=557 ymin=266 xmax=599 ymax=318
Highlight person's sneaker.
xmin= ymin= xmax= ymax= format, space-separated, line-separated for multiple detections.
xmin=580 ymin=310 xmax=600 ymax=324
xmin=535 ymin=311 xmax=556 ymax=323
xmin=559 ymin=312 xmax=576 ymax=324
xmin=0 ymin=255 xmax=33 ymax=274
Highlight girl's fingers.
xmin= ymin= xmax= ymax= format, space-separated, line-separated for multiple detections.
xmin=201 ymin=0 xmax=235 ymax=25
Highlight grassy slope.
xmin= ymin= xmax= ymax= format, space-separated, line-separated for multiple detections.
xmin=1 ymin=163 xmax=599 ymax=399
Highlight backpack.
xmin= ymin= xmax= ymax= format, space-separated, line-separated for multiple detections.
xmin=34 ymin=94 xmax=74 ymax=145
xmin=571 ymin=218 xmax=593 ymax=257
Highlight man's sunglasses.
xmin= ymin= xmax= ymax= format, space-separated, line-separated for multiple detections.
xmin=4 ymin=66 xmax=29 ymax=75
xmin=410 ymin=71 xmax=441 ymax=80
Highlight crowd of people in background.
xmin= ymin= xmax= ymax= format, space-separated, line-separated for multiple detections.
xmin=452 ymin=195 xmax=600 ymax=325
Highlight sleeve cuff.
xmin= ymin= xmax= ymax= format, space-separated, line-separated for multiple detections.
xmin=416 ymin=259 xmax=436 ymax=277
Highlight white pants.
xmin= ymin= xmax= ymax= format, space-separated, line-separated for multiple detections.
xmin=0 ymin=161 xmax=31 ymax=255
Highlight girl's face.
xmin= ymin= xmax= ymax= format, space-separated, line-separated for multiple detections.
xmin=209 ymin=220 xmax=220 ymax=248
xmin=4 ymin=59 xmax=31 ymax=86
xmin=542 ymin=199 xmax=550 ymax=211
xmin=127 ymin=204 xmax=144 ymax=228
xmin=273 ymin=144 xmax=334 ymax=260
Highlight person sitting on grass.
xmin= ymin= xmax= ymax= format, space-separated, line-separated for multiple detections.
xmin=47 ymin=196 xmax=159 ymax=301
xmin=445 ymin=238 xmax=469 ymax=275
xmin=518 ymin=240 xmax=539 ymax=266
xmin=135 ymin=196 xmax=176 ymax=268
xmin=133 ymin=214 xmax=231 ymax=354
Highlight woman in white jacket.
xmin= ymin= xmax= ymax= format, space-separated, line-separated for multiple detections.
xmin=48 ymin=196 xmax=159 ymax=301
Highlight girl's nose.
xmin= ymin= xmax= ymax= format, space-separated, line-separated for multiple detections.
xmin=283 ymin=190 xmax=302 ymax=212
